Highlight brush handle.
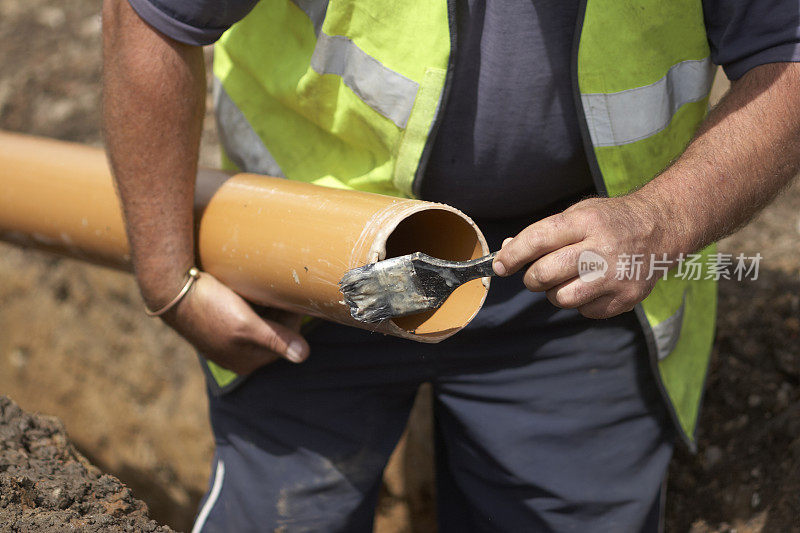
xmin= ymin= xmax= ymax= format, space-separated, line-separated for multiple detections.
xmin=453 ymin=251 xmax=498 ymax=282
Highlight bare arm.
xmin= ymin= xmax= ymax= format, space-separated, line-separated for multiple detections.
xmin=103 ymin=0 xmax=203 ymax=305
xmin=102 ymin=0 xmax=308 ymax=370
xmin=494 ymin=63 xmax=800 ymax=318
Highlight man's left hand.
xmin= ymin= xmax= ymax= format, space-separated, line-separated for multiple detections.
xmin=492 ymin=194 xmax=675 ymax=319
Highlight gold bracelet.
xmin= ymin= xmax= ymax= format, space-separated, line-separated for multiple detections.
xmin=145 ymin=267 xmax=200 ymax=317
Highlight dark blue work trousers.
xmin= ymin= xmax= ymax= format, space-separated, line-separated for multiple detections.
xmin=194 ymin=218 xmax=675 ymax=533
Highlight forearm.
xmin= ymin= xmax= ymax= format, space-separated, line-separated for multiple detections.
xmin=102 ymin=0 xmax=206 ymax=308
xmin=634 ymin=62 xmax=800 ymax=257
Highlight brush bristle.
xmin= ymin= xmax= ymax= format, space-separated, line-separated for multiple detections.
xmin=339 ymin=267 xmax=394 ymax=323
xmin=338 ymin=257 xmax=433 ymax=323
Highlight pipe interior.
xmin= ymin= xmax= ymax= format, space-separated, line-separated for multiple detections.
xmin=384 ymin=209 xmax=487 ymax=336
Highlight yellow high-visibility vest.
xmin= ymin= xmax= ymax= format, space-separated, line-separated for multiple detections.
xmin=210 ymin=0 xmax=717 ymax=450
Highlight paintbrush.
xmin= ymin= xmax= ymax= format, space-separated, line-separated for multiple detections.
xmin=339 ymin=251 xmax=497 ymax=323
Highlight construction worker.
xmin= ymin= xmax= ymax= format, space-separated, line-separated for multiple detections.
xmin=102 ymin=0 xmax=800 ymax=531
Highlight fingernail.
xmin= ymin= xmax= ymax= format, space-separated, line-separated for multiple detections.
xmin=493 ymin=261 xmax=506 ymax=276
xmin=502 ymin=238 xmax=512 ymax=248
xmin=286 ymin=340 xmax=306 ymax=363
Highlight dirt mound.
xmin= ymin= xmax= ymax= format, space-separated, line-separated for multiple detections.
xmin=0 ymin=396 xmax=174 ymax=533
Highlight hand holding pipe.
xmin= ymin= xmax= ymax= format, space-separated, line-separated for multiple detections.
xmin=0 ymin=132 xmax=490 ymax=342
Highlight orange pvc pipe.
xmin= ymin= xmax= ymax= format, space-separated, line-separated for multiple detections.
xmin=0 ymin=132 xmax=490 ymax=342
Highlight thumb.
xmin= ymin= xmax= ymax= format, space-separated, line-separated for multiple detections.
xmin=252 ymin=318 xmax=310 ymax=363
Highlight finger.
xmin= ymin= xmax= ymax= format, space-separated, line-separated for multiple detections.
xmin=577 ymin=294 xmax=633 ymax=319
xmin=545 ymin=277 xmax=606 ymax=309
xmin=493 ymin=212 xmax=587 ymax=277
xmin=523 ymin=243 xmax=584 ymax=292
xmin=251 ymin=318 xmax=310 ymax=363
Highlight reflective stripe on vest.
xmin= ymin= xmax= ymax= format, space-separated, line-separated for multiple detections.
xmin=293 ymin=0 xmax=420 ymax=127
xmin=214 ymin=79 xmax=286 ymax=177
xmin=310 ymin=33 xmax=419 ymax=128
xmin=291 ymin=0 xmax=328 ymax=36
xmin=581 ymin=57 xmax=715 ymax=147
xmin=652 ymin=291 xmax=686 ymax=360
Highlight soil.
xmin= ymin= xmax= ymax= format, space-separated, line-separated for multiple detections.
xmin=665 ymin=188 xmax=800 ymax=533
xmin=0 ymin=395 xmax=173 ymax=532
xmin=0 ymin=2 xmax=798 ymax=532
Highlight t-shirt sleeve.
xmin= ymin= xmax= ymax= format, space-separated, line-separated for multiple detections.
xmin=127 ymin=0 xmax=259 ymax=46
xmin=704 ymin=0 xmax=800 ymax=80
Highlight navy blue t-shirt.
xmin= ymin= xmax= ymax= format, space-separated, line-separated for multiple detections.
xmin=129 ymin=0 xmax=800 ymax=220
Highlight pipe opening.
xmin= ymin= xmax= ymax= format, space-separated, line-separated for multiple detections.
xmin=384 ymin=208 xmax=488 ymax=338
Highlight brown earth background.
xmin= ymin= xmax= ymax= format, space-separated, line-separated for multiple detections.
xmin=0 ymin=2 xmax=798 ymax=531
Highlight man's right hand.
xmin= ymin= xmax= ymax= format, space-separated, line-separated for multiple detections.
xmin=160 ymin=273 xmax=309 ymax=374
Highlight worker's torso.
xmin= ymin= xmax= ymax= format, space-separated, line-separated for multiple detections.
xmin=418 ymin=0 xmax=593 ymax=219
xmin=212 ymin=0 xmax=717 ymax=447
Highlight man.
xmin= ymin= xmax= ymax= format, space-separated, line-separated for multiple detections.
xmin=102 ymin=0 xmax=800 ymax=531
